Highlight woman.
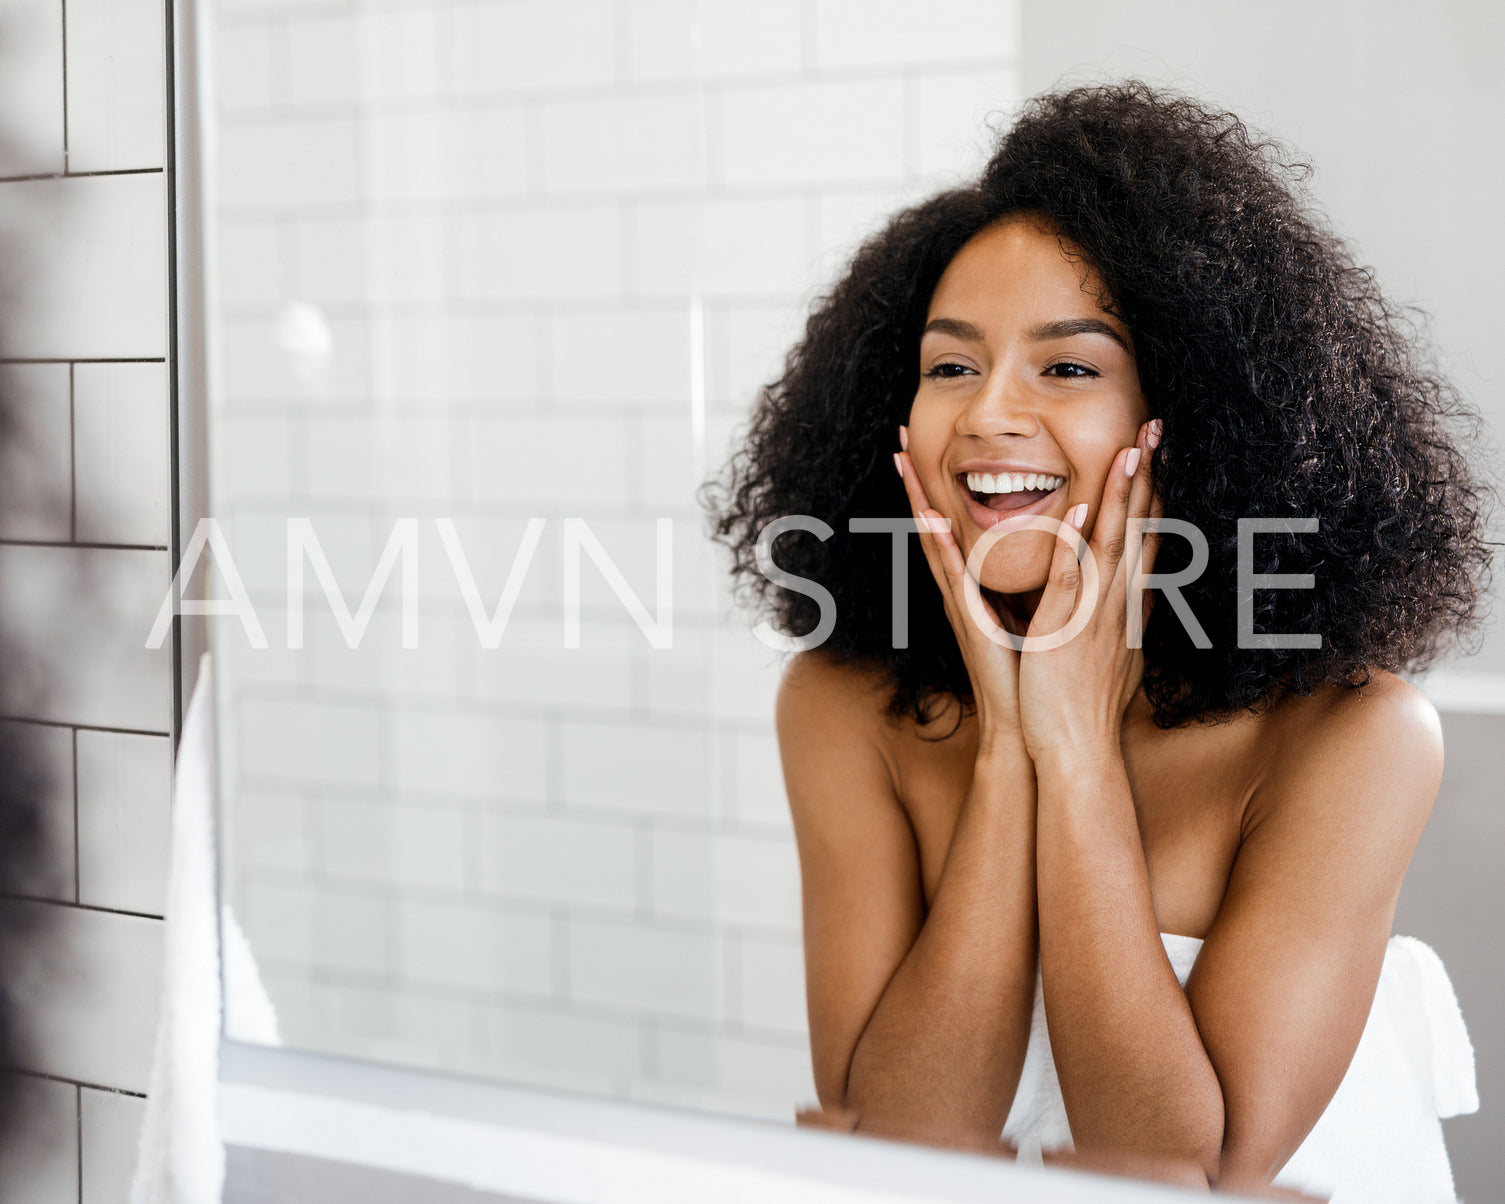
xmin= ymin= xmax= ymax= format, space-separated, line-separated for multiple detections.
xmin=705 ymin=83 xmax=1489 ymax=1200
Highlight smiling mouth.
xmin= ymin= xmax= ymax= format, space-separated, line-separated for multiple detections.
xmin=956 ymin=472 xmax=1065 ymax=514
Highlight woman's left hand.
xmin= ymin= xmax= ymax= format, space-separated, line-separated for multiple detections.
xmin=1017 ymin=418 xmax=1163 ymax=766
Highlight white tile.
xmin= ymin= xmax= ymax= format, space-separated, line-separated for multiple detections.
xmin=464 ymin=415 xmax=631 ymax=504
xmin=913 ymin=67 xmax=1022 ymax=182
xmin=0 ymin=546 xmax=172 ymax=730
xmin=396 ymin=899 xmax=553 ymax=995
xmin=449 ymin=0 xmax=617 ymax=94
xmin=304 ymin=607 xmax=463 ymax=699
xmin=567 ymin=918 xmax=718 ymax=1019
xmin=75 ymin=730 xmax=171 ymax=916
xmin=634 ymin=412 xmax=702 ymax=509
xmin=456 ymin=204 xmax=623 ymax=301
xmin=216 ymin=220 xmax=286 ymax=305
xmin=725 ymin=728 xmax=791 ymax=830
xmin=699 ymin=196 xmax=812 ymax=297
xmin=392 ymin=707 xmax=550 ymax=803
xmin=485 ymin=1001 xmax=642 ymax=1081
xmin=626 ymin=198 xmax=697 ymax=296
xmin=241 ymin=880 xmax=393 ymax=977
xmin=361 ymin=6 xmax=442 ymax=102
xmin=650 ymin=827 xmax=801 ymax=931
xmin=709 ymin=621 xmax=784 ymax=722
xmin=626 ymin=0 xmax=804 ymax=81
xmin=548 ymin=306 xmax=691 ymax=404
xmin=73 ymin=361 xmax=171 ymax=546
xmin=720 ymin=80 xmax=907 ymax=188
xmin=705 ymin=300 xmax=805 ymax=409
xmin=564 ymin=514 xmax=714 ymax=615
xmin=473 ymin=615 xmax=634 ymax=711
xmin=0 ymin=173 xmax=167 ymax=359
xmin=5 ymin=899 xmax=162 ymax=1092
xmin=541 ymin=93 xmax=705 ymax=195
xmin=236 ymin=877 xmax=315 ymax=966
xmin=64 ymin=0 xmax=167 ymax=172
xmin=377 ymin=311 xmax=538 ymax=403
xmin=696 ymin=0 xmax=804 ymax=77
xmin=813 ymin=185 xmax=934 ymax=280
xmin=231 ymin=789 xmax=314 ymax=874
xmin=314 ymin=983 xmax=476 ymax=1074
xmin=480 ymin=811 xmax=637 ymax=909
xmin=315 ymin=796 xmax=468 ymax=892
xmin=0 ymin=1074 xmax=76 ymax=1204
xmin=217 ymin=413 xmax=295 ymax=499
xmin=293 ymin=213 xmax=452 ymax=306
xmin=213 ymin=21 xmax=278 ymax=113
xmin=282 ymin=12 xmax=363 ymax=108
xmin=366 ymin=106 xmax=531 ymax=203
xmin=220 ymin=310 xmax=370 ymax=403
xmin=237 ymin=696 xmax=383 ymax=788
xmin=216 ymin=116 xmax=361 ymax=209
xmin=0 ymin=720 xmax=75 ymax=900
xmin=422 ymin=513 xmax=555 ymax=611
xmin=559 ymin=719 xmax=711 ymax=818
xmin=80 ymin=1087 xmax=147 ymax=1204
xmin=304 ymin=413 xmax=455 ymax=502
xmin=655 ymin=1026 xmax=812 ymax=1100
xmin=0 ymin=363 xmax=71 ymax=541
xmin=813 ymin=0 xmax=1019 ymax=68
xmin=226 ymin=507 xmax=377 ymax=595
xmin=737 ymin=935 xmax=807 ymax=1033
xmin=0 ymin=0 xmax=64 ymax=176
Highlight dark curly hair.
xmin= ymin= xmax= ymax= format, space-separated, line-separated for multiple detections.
xmin=701 ymin=81 xmax=1497 ymax=730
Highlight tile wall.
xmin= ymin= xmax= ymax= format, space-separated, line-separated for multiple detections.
xmin=208 ymin=0 xmax=1022 ymax=1123
xmin=0 ymin=0 xmax=174 ymax=1201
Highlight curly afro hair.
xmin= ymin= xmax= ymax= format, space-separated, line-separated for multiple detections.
xmin=701 ymin=81 xmax=1496 ymax=730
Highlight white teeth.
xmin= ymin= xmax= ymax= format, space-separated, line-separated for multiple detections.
xmin=965 ymin=471 xmax=1065 ymax=495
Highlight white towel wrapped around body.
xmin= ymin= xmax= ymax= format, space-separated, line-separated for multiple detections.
xmin=1002 ymin=932 xmax=1478 ymax=1203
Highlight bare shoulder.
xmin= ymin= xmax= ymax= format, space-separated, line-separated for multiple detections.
xmin=1253 ymin=668 xmax=1443 ymax=837
xmin=775 ymin=650 xmax=905 ymax=798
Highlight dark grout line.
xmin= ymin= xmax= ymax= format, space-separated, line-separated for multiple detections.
xmin=0 ymin=716 xmax=171 ymax=739
xmin=13 ymin=1069 xmax=148 ymax=1100
xmin=71 ymin=728 xmax=79 ymax=907
xmin=67 ymin=362 xmax=75 ymax=543
xmin=0 ymin=538 xmax=169 ymax=551
xmin=59 ymin=0 xmax=68 ymax=171
xmin=0 ymin=357 xmax=167 ymax=365
xmin=0 ymin=167 xmax=165 ymax=184
xmin=0 ymin=892 xmax=165 ymax=922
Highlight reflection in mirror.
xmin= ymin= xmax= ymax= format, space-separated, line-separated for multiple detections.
xmin=200 ymin=2 xmax=1500 ymax=1200
xmin=206 ymin=0 xmax=1018 ymax=1128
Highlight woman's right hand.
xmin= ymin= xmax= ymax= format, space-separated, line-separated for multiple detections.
xmin=895 ymin=431 xmax=1025 ymax=758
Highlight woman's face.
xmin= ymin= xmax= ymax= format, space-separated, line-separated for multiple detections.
xmin=907 ymin=214 xmax=1150 ymax=602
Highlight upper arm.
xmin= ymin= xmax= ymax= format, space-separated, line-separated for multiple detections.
xmin=1186 ymin=675 xmax=1443 ymax=1186
xmin=776 ymin=651 xmax=927 ymax=1110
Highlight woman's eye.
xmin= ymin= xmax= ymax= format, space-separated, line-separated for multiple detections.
xmin=1044 ymin=361 xmax=1098 ymax=379
xmin=922 ymin=362 xmax=973 ymax=379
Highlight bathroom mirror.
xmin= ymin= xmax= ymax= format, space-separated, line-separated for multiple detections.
xmin=195 ymin=1 xmax=1502 ymax=1195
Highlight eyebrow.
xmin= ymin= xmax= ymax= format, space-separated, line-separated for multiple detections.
xmin=922 ymin=315 xmax=1132 ymax=353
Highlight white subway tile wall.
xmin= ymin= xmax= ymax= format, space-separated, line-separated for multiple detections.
xmin=0 ymin=1 xmax=169 ymax=1199
xmin=207 ymin=0 xmax=1020 ymax=1128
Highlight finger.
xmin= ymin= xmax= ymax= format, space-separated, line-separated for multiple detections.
xmin=1091 ymin=434 xmax=1147 ymax=596
xmin=1027 ymin=501 xmax=1090 ymax=639
xmin=896 ymin=450 xmax=1007 ymax=641
xmin=1121 ymin=417 xmax=1159 ymax=583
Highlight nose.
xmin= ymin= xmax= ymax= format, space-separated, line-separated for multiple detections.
xmin=952 ymin=362 xmax=1039 ymax=440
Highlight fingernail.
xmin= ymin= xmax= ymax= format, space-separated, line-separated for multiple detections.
xmin=1147 ymin=419 xmax=1162 ymax=450
xmin=1070 ymin=502 xmax=1088 ymax=530
xmin=1124 ymin=447 xmax=1141 ymax=478
xmin=899 ymin=425 xmax=909 ymax=451
xmin=920 ymin=509 xmax=947 ymax=533
xmin=893 ymin=452 xmax=903 ymax=478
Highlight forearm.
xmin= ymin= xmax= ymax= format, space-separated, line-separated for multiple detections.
xmin=844 ymin=741 xmax=1039 ymax=1148
xmin=1034 ymin=747 xmax=1225 ymax=1174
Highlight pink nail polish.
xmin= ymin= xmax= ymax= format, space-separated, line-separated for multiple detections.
xmin=1071 ymin=503 xmax=1088 ymax=530
xmin=1147 ymin=419 xmax=1162 ymax=450
xmin=899 ymin=425 xmax=909 ymax=451
xmin=1124 ymin=447 xmax=1141 ymax=478
xmin=893 ymin=452 xmax=902 ymax=478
